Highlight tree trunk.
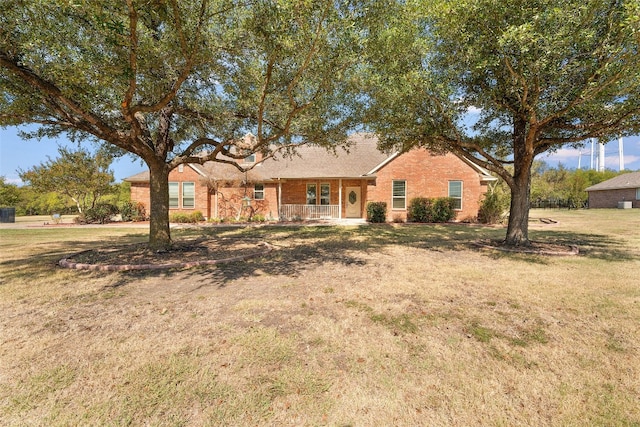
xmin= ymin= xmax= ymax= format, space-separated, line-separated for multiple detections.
xmin=504 ymin=117 xmax=533 ymax=247
xmin=147 ymin=160 xmax=172 ymax=251
xmin=505 ymin=174 xmax=531 ymax=246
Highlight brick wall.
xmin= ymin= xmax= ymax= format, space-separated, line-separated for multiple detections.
xmin=212 ymin=183 xmax=276 ymax=220
xmin=366 ymin=150 xmax=489 ymax=222
xmin=129 ymin=182 xmax=150 ymax=215
xmin=588 ymin=188 xmax=640 ymax=208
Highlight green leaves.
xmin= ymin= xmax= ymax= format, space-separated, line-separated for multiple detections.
xmin=18 ymin=147 xmax=115 ymax=213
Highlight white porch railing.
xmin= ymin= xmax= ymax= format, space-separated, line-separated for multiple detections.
xmin=279 ymin=204 xmax=340 ymax=220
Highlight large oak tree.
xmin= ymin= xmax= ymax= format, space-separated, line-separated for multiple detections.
xmin=1 ymin=0 xmax=365 ymax=250
xmin=363 ymin=0 xmax=640 ymax=246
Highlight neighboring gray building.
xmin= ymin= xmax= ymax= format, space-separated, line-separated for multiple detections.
xmin=585 ymin=171 xmax=640 ymax=208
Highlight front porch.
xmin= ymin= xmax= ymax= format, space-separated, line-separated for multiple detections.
xmin=279 ymin=204 xmax=340 ymax=220
xmin=275 ymin=178 xmax=370 ymax=221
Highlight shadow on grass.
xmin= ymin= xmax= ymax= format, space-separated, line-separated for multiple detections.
xmin=0 ymin=232 xmax=148 ymax=285
xmin=1 ymin=223 xmax=637 ymax=290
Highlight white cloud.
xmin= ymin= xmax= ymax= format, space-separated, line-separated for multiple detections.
xmin=466 ymin=106 xmax=482 ymax=114
xmin=3 ymin=176 xmax=23 ymax=186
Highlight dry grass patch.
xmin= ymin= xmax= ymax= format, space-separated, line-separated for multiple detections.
xmin=1 ymin=210 xmax=639 ymax=425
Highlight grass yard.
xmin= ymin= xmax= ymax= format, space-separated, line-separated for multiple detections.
xmin=1 ymin=209 xmax=639 ymax=426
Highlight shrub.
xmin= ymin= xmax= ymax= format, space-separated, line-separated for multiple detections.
xmin=191 ymin=211 xmax=205 ymax=222
xmin=407 ymin=197 xmax=433 ymax=223
xmin=478 ymin=190 xmax=508 ymax=224
xmin=407 ymin=197 xmax=455 ymax=223
xmin=432 ymin=197 xmax=456 ymax=222
xmin=119 ymin=201 xmax=146 ymax=221
xmin=251 ymin=214 xmax=266 ymax=222
xmin=169 ymin=211 xmax=204 ymax=223
xmin=79 ymin=203 xmax=119 ymax=224
xmin=366 ymin=201 xmax=387 ymax=223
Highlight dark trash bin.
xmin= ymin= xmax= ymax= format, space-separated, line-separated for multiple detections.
xmin=0 ymin=207 xmax=16 ymax=223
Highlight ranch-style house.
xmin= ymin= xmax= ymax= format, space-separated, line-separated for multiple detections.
xmin=125 ymin=134 xmax=497 ymax=222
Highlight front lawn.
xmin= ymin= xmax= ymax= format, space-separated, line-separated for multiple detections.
xmin=1 ymin=209 xmax=638 ymax=425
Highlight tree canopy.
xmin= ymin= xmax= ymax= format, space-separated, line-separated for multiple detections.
xmin=363 ymin=0 xmax=640 ymax=245
xmin=1 ymin=0 xmax=367 ymax=249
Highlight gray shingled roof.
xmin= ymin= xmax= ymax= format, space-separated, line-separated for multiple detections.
xmin=124 ymin=133 xmax=495 ymax=183
xmin=125 ymin=134 xmax=392 ymax=182
xmin=585 ymin=171 xmax=640 ymax=192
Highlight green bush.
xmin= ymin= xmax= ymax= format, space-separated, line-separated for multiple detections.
xmin=407 ymin=197 xmax=455 ymax=223
xmin=407 ymin=197 xmax=433 ymax=223
xmin=432 ymin=197 xmax=456 ymax=222
xmin=78 ymin=203 xmax=119 ymax=224
xmin=478 ymin=191 xmax=508 ymax=224
xmin=169 ymin=211 xmax=204 ymax=223
xmin=366 ymin=202 xmax=387 ymax=223
xmin=119 ymin=201 xmax=146 ymax=221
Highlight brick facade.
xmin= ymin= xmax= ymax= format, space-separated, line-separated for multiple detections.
xmin=588 ymin=188 xmax=640 ymax=209
xmin=128 ymin=148 xmax=492 ymax=222
xmin=367 ymin=150 xmax=489 ymax=221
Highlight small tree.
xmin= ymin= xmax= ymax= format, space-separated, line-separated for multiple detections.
xmin=19 ymin=147 xmax=115 ymax=213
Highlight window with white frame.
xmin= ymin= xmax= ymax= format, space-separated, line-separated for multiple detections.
xmin=244 ymin=153 xmax=256 ymax=163
xmin=169 ymin=182 xmax=179 ymax=208
xmin=320 ymin=183 xmax=330 ymax=205
xmin=306 ymin=183 xmax=317 ymax=205
xmin=254 ymin=183 xmax=265 ymax=200
xmin=392 ymin=180 xmax=406 ymax=209
xmin=182 ymin=182 xmax=195 ymax=208
xmin=448 ymin=181 xmax=463 ymax=210
xmin=636 ymin=188 xmax=640 ymax=200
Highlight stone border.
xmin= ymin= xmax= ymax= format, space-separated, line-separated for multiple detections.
xmin=58 ymin=242 xmax=274 ymax=271
xmin=472 ymin=240 xmax=579 ymax=256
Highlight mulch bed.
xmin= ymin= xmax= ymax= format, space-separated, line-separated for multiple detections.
xmin=58 ymin=238 xmax=274 ymax=271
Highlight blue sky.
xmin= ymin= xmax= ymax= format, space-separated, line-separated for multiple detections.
xmin=1 ymin=125 xmax=639 ymax=186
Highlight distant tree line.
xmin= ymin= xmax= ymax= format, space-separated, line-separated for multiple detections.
xmin=486 ymin=160 xmax=633 ymax=212
xmin=0 ymin=176 xmax=131 ymax=217
xmin=529 ymin=161 xmax=630 ymax=209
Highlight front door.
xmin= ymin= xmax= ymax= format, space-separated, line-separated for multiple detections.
xmin=345 ymin=186 xmax=361 ymax=218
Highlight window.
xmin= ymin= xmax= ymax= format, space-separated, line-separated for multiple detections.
xmin=449 ymin=181 xmax=463 ymax=210
xmin=306 ymin=184 xmax=317 ymax=205
xmin=636 ymin=188 xmax=640 ymax=200
xmin=178 ymin=164 xmax=184 ymax=172
xmin=182 ymin=182 xmax=195 ymax=208
xmin=244 ymin=153 xmax=256 ymax=163
xmin=169 ymin=182 xmax=179 ymax=208
xmin=254 ymin=183 xmax=265 ymax=200
xmin=392 ymin=180 xmax=406 ymax=209
xmin=320 ymin=183 xmax=330 ymax=205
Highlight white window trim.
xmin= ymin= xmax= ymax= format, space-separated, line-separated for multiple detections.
xmin=449 ymin=180 xmax=463 ymax=211
xmin=392 ymin=180 xmax=406 ymax=210
xmin=182 ymin=182 xmax=195 ymax=209
xmin=169 ymin=182 xmax=179 ymax=209
xmin=254 ymin=183 xmax=265 ymax=200
xmin=320 ymin=183 xmax=331 ymax=206
xmin=306 ymin=183 xmax=317 ymax=205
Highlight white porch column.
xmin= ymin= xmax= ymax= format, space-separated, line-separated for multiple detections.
xmin=338 ymin=179 xmax=342 ymax=219
xmin=278 ymin=179 xmax=282 ymax=220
